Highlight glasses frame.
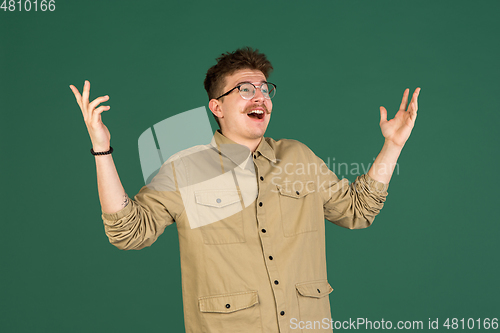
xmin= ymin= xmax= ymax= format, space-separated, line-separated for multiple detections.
xmin=215 ymin=82 xmax=277 ymax=100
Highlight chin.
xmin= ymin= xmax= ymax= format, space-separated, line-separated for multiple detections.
xmin=250 ymin=129 xmax=267 ymax=139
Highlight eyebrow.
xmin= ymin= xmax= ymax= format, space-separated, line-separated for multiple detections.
xmin=234 ymin=80 xmax=267 ymax=86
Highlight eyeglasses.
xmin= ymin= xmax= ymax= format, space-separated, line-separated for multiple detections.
xmin=215 ymin=82 xmax=277 ymax=100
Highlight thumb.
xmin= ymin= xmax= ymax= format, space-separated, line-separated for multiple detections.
xmin=379 ymin=106 xmax=388 ymax=124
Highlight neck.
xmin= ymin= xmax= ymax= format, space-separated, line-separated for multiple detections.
xmin=220 ymin=129 xmax=262 ymax=152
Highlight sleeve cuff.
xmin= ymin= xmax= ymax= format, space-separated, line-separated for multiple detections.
xmin=101 ymin=197 xmax=134 ymax=221
xmin=363 ymin=174 xmax=389 ymax=193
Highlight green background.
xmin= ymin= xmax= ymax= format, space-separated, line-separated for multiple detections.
xmin=1 ymin=0 xmax=499 ymax=331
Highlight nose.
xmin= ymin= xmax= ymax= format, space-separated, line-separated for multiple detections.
xmin=252 ymin=87 xmax=266 ymax=102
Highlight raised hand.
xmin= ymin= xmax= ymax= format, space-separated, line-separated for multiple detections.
xmin=379 ymin=88 xmax=421 ymax=148
xmin=70 ymin=80 xmax=111 ymax=151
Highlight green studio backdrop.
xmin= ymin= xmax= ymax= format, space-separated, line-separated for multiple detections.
xmin=1 ymin=0 xmax=499 ymax=332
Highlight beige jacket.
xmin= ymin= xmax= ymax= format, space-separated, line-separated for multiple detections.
xmin=102 ymin=130 xmax=388 ymax=333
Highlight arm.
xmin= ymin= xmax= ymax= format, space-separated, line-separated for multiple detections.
xmin=322 ymin=88 xmax=420 ymax=229
xmin=94 ymin=154 xmax=129 ymax=214
xmin=368 ymin=87 xmax=421 ymax=184
xmin=70 ymin=80 xmax=128 ymax=214
xmin=70 ymin=80 xmax=176 ymax=250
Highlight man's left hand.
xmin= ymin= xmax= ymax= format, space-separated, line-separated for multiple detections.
xmin=379 ymin=87 xmax=421 ymax=148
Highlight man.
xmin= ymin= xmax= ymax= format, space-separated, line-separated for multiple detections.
xmin=70 ymin=47 xmax=420 ymax=333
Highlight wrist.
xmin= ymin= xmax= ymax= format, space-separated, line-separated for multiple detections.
xmin=384 ymin=138 xmax=405 ymax=152
xmin=92 ymin=143 xmax=111 ymax=152
xmin=91 ymin=145 xmax=113 ymax=156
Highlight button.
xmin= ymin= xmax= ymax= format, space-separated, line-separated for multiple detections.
xmin=274 ymin=280 xmax=279 ymax=285
xmin=259 ymin=202 xmax=263 ymax=207
xmin=225 ymin=303 xmax=230 ymax=308
xmin=317 ymin=289 xmax=321 ymax=293
xmin=261 ymin=229 xmax=267 ymax=233
xmin=269 ymin=256 xmax=273 ymax=260
xmin=260 ymin=176 xmax=264 ymax=181
xmin=296 ymin=191 xmax=300 ymax=195
xmin=216 ymin=198 xmax=221 ymax=203
xmin=280 ymin=311 xmax=285 ymax=316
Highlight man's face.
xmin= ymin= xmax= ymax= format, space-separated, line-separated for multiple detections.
xmin=210 ymin=69 xmax=273 ymax=144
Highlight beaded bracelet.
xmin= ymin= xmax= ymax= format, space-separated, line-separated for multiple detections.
xmin=91 ymin=146 xmax=113 ymax=156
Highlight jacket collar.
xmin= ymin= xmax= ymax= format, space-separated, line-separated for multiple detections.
xmin=210 ymin=130 xmax=276 ymax=168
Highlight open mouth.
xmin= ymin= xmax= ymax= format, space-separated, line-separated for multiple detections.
xmin=247 ymin=109 xmax=265 ymax=120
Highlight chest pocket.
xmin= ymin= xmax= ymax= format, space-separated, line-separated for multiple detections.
xmin=198 ymin=290 xmax=262 ymax=332
xmin=277 ymin=181 xmax=320 ymax=237
xmin=295 ymin=280 xmax=333 ymax=326
xmin=195 ymin=189 xmax=245 ymax=244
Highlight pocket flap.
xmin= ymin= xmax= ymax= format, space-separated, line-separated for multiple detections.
xmin=296 ymin=280 xmax=333 ymax=298
xmin=195 ymin=190 xmax=241 ymax=208
xmin=199 ymin=290 xmax=259 ymax=313
xmin=277 ymin=181 xmax=316 ymax=199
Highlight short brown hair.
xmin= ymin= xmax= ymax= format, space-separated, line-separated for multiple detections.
xmin=204 ymin=47 xmax=273 ymax=126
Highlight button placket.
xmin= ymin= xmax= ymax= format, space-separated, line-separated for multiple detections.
xmin=254 ymin=155 xmax=287 ymax=331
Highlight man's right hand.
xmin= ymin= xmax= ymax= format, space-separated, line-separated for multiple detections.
xmin=70 ymin=80 xmax=111 ymax=152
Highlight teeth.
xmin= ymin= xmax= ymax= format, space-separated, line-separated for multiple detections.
xmin=249 ymin=110 xmax=264 ymax=114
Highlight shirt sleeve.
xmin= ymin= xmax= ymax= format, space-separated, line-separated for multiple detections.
xmin=101 ymin=161 xmax=182 ymax=250
xmin=304 ymin=146 xmax=389 ymax=229
xmin=322 ymin=173 xmax=389 ymax=229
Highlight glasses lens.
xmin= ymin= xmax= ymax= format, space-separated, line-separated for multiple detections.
xmin=239 ymin=83 xmax=255 ymax=100
xmin=260 ymin=83 xmax=270 ymax=98
xmin=265 ymin=83 xmax=276 ymax=99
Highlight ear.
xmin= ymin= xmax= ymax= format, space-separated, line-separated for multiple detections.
xmin=209 ymin=99 xmax=223 ymax=120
